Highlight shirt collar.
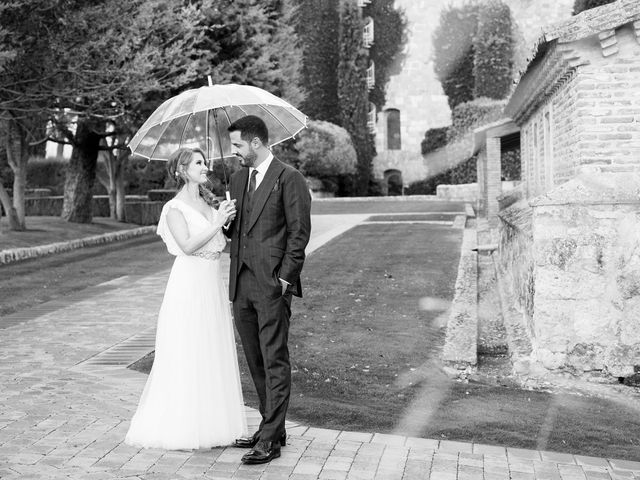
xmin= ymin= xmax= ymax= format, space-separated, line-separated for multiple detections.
xmin=252 ymin=152 xmax=273 ymax=177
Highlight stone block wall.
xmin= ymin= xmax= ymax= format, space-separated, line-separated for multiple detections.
xmin=529 ymin=172 xmax=640 ymax=379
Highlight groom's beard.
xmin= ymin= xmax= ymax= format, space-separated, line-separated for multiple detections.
xmin=236 ymin=148 xmax=257 ymax=168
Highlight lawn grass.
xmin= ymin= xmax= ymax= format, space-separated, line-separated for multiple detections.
xmin=0 ymin=216 xmax=143 ymax=250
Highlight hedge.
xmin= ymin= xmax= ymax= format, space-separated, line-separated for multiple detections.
xmin=572 ymin=0 xmax=616 ymax=15
xmin=447 ymin=98 xmax=506 ymax=143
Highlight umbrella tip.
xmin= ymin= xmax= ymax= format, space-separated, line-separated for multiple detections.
xmin=207 ymin=75 xmax=213 ymax=87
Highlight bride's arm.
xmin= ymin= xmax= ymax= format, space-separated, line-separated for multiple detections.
xmin=166 ymin=205 xmax=232 ymax=255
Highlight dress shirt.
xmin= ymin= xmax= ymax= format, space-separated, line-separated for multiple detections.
xmin=248 ymin=153 xmax=273 ymax=192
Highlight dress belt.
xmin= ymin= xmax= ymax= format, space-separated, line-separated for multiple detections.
xmin=191 ymin=251 xmax=221 ymax=260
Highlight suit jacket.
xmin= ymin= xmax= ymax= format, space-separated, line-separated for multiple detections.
xmin=226 ymin=158 xmax=312 ymax=301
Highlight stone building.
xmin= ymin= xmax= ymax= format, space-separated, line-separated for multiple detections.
xmin=487 ymin=0 xmax=640 ymax=380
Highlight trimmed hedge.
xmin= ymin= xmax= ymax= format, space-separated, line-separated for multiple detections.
xmin=572 ymin=0 xmax=616 ymax=15
xmin=433 ymin=0 xmax=514 ymax=109
xmin=421 ymin=126 xmax=449 ymax=155
xmin=448 ymin=98 xmax=506 ymax=143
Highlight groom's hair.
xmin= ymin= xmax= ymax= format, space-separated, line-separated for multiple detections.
xmin=228 ymin=115 xmax=269 ymax=146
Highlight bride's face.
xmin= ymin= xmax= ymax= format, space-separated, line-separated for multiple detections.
xmin=184 ymin=152 xmax=209 ymax=185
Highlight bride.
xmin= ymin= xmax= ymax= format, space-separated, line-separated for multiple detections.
xmin=125 ymin=147 xmax=247 ymax=449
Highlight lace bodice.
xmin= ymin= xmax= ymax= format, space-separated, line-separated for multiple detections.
xmin=156 ymin=198 xmax=226 ymax=256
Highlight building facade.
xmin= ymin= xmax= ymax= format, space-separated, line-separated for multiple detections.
xmin=500 ymin=0 xmax=640 ymax=380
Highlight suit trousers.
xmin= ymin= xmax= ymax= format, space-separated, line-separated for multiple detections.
xmin=233 ymin=265 xmax=292 ymax=442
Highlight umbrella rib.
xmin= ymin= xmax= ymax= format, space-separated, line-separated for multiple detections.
xmin=257 ymin=104 xmax=296 ymax=139
xmin=177 ymin=113 xmax=192 ymax=150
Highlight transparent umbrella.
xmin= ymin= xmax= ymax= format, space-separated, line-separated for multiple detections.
xmin=128 ymin=80 xmax=308 ymax=165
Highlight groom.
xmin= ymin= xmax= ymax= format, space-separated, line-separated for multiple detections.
xmin=226 ymin=115 xmax=311 ymax=464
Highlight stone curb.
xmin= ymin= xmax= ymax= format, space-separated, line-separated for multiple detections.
xmin=442 ymin=221 xmax=478 ymax=373
xmin=0 ymin=226 xmax=157 ymax=265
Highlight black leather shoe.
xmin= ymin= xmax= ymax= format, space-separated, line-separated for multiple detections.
xmin=241 ymin=440 xmax=281 ymax=464
xmin=234 ymin=432 xmax=260 ymax=448
xmin=235 ymin=432 xmax=286 ymax=449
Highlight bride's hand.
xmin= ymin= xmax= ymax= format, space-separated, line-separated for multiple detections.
xmin=218 ymin=200 xmax=236 ymax=224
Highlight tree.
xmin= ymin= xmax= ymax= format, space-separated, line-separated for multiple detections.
xmin=573 ymin=0 xmax=616 ymax=15
xmin=432 ymin=2 xmax=479 ymax=109
xmin=364 ymin=0 xmax=408 ymax=110
xmin=295 ymin=0 xmax=341 ymax=124
xmin=338 ymin=0 xmax=376 ymax=196
xmin=52 ymin=0 xmax=208 ymax=223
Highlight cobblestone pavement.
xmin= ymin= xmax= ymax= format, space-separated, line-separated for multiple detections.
xmin=2 ymin=212 xmax=640 ymax=479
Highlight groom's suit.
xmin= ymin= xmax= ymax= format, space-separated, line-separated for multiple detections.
xmin=227 ymin=156 xmax=311 ymax=443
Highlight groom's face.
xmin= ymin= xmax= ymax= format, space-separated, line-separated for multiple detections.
xmin=230 ymin=130 xmax=257 ymax=168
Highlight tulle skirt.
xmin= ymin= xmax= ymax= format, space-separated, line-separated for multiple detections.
xmin=125 ymin=255 xmax=248 ymax=449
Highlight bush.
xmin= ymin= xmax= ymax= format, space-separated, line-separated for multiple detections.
xmin=421 ymin=126 xmax=450 ymax=155
xmin=572 ymin=0 xmax=616 ymax=15
xmin=406 ymin=156 xmax=477 ymax=195
xmin=448 ymin=98 xmax=506 ymax=142
xmin=473 ymin=0 xmax=513 ymax=100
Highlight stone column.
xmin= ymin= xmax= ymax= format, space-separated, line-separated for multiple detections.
xmin=486 ymin=136 xmax=502 ymax=228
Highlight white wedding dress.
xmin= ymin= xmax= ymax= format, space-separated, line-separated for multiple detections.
xmin=125 ymin=198 xmax=248 ymax=449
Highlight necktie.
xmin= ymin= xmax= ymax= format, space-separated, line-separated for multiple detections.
xmin=247 ymin=169 xmax=258 ymax=207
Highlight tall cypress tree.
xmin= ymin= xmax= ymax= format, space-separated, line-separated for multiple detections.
xmin=337 ymin=0 xmax=375 ymax=196
xmin=296 ymin=0 xmax=340 ymax=124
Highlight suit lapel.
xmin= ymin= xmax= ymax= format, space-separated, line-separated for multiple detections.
xmin=247 ymin=158 xmax=285 ymax=232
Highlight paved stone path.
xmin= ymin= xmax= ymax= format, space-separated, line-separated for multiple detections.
xmin=2 ymin=211 xmax=640 ymax=479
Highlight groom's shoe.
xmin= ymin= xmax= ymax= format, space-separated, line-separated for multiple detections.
xmin=241 ymin=440 xmax=281 ymax=464
xmin=234 ymin=432 xmax=260 ymax=449
xmin=235 ymin=431 xmax=286 ymax=449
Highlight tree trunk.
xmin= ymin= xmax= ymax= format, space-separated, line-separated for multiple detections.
xmin=115 ymin=150 xmax=128 ymax=222
xmin=3 ymin=116 xmax=28 ymax=230
xmin=62 ymin=120 xmax=101 ymax=223
xmin=0 ymin=183 xmax=20 ymax=231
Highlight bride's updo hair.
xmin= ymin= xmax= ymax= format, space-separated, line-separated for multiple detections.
xmin=167 ymin=147 xmax=219 ymax=208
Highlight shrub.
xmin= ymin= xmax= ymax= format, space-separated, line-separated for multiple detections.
xmin=448 ymin=98 xmax=506 ymax=142
xmin=572 ymin=0 xmax=616 ymax=15
xmin=421 ymin=126 xmax=450 ymax=155
xmin=473 ymin=0 xmax=513 ymax=100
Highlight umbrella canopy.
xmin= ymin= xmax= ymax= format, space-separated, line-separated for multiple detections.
xmin=128 ymin=83 xmax=308 ymax=163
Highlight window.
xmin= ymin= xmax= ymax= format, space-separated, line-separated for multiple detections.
xmin=386 ymin=109 xmax=401 ymax=150
xmin=363 ymin=17 xmax=374 ymax=48
xmin=543 ymin=107 xmax=554 ymax=190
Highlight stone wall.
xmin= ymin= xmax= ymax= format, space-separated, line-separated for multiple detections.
xmin=529 ymin=172 xmax=640 ymax=379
